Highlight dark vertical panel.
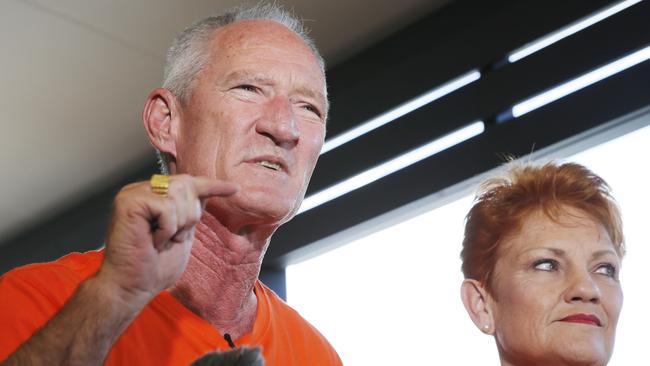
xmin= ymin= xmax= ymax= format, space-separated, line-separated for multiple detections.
xmin=259 ymin=267 xmax=287 ymax=301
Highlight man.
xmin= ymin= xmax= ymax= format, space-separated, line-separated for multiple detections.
xmin=0 ymin=4 xmax=341 ymax=365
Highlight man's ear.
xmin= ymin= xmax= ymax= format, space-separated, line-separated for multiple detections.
xmin=460 ymin=279 xmax=496 ymax=335
xmin=142 ymin=88 xmax=179 ymax=160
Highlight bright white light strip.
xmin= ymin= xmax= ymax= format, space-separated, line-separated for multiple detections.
xmin=299 ymin=121 xmax=485 ymax=214
xmin=508 ymin=0 xmax=642 ymax=63
xmin=512 ymin=44 xmax=650 ymax=118
xmin=320 ymin=70 xmax=481 ymax=155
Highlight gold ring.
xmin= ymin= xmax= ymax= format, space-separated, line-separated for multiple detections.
xmin=150 ymin=174 xmax=170 ymax=196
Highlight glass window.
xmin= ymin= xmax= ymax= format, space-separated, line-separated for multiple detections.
xmin=287 ymin=123 xmax=650 ymax=365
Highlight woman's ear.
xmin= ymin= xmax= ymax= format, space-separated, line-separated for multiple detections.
xmin=460 ymin=279 xmax=496 ymax=335
xmin=142 ymin=88 xmax=179 ymax=160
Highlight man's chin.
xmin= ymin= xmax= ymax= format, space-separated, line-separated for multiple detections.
xmin=216 ymin=192 xmax=299 ymax=224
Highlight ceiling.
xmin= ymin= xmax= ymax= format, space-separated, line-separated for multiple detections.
xmin=0 ymin=0 xmax=450 ymax=243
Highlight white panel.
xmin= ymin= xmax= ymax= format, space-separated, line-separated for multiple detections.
xmin=0 ymin=0 xmax=160 ymax=239
xmin=24 ymin=0 xmax=449 ymax=68
xmin=569 ymin=125 xmax=650 ymax=366
xmin=22 ymin=0 xmax=243 ymax=60
xmin=288 ymin=195 xmax=496 ymax=365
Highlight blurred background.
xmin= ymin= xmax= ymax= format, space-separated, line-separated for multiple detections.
xmin=1 ymin=0 xmax=649 ymax=364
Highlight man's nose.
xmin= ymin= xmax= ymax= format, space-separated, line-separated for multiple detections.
xmin=256 ymin=96 xmax=299 ymax=147
xmin=563 ymin=268 xmax=602 ymax=304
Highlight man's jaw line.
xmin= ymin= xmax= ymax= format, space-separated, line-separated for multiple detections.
xmin=195 ymin=212 xmax=273 ymax=258
xmin=202 ymin=195 xmax=288 ymax=241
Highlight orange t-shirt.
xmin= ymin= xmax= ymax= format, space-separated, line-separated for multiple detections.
xmin=0 ymin=251 xmax=342 ymax=365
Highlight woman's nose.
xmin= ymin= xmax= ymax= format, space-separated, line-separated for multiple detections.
xmin=563 ymin=268 xmax=602 ymax=304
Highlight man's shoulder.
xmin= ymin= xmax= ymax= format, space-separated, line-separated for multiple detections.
xmin=256 ymin=281 xmax=338 ymax=341
xmin=1 ymin=250 xmax=103 ymax=296
xmin=255 ymin=281 xmax=343 ymax=365
xmin=0 ymin=250 xmax=104 ymax=360
xmin=256 ymin=281 xmax=310 ymax=325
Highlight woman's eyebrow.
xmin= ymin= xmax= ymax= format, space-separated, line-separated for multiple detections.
xmin=517 ymin=246 xmax=566 ymax=259
xmin=591 ymin=249 xmax=618 ymax=260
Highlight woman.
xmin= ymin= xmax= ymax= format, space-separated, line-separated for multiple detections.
xmin=460 ymin=161 xmax=624 ymax=366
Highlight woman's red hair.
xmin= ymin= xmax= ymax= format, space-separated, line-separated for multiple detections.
xmin=460 ymin=161 xmax=624 ymax=292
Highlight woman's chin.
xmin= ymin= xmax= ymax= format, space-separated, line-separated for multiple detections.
xmin=556 ymin=344 xmax=609 ymax=366
xmin=514 ymin=344 xmax=609 ymax=366
xmin=550 ymin=329 xmax=611 ymax=365
xmin=500 ymin=336 xmax=611 ymax=366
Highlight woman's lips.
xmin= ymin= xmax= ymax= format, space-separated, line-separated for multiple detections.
xmin=560 ymin=313 xmax=602 ymax=326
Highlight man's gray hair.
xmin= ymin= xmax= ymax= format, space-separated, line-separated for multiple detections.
xmin=156 ymin=3 xmax=326 ymax=174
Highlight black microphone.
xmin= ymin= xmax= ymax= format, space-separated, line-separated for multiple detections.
xmin=189 ymin=333 xmax=265 ymax=366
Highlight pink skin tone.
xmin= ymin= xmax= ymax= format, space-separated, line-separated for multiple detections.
xmin=171 ymin=19 xmax=326 ymax=231
xmin=462 ymin=207 xmax=623 ymax=366
xmin=144 ymin=19 xmax=327 ymax=338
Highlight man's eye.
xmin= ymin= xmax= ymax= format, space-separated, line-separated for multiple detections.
xmin=533 ymin=259 xmax=558 ymax=271
xmin=236 ymin=84 xmax=257 ymax=92
xmin=595 ymin=263 xmax=617 ymax=278
xmin=301 ymin=104 xmax=322 ymax=118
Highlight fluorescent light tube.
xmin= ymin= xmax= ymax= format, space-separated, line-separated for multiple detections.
xmin=508 ymin=0 xmax=642 ymax=63
xmin=299 ymin=121 xmax=485 ymax=214
xmin=512 ymin=44 xmax=650 ymax=118
xmin=320 ymin=70 xmax=481 ymax=155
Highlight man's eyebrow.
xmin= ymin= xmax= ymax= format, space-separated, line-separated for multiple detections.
xmin=220 ymin=70 xmax=274 ymax=86
xmin=294 ymin=85 xmax=327 ymax=107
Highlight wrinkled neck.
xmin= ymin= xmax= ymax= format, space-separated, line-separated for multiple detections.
xmin=169 ymin=212 xmax=272 ymax=339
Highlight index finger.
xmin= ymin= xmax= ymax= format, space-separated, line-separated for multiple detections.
xmin=190 ymin=176 xmax=239 ymax=199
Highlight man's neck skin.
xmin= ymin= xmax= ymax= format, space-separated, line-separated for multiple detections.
xmin=168 ymin=212 xmax=277 ymax=340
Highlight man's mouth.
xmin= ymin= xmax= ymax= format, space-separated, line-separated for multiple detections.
xmin=257 ymin=160 xmax=282 ymax=171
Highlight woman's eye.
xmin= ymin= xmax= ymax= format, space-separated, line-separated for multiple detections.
xmin=595 ymin=263 xmax=617 ymax=278
xmin=533 ymin=259 xmax=558 ymax=271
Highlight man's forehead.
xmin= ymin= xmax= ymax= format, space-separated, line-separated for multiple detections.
xmin=210 ymin=22 xmax=320 ymax=68
xmin=205 ymin=20 xmax=329 ymax=110
xmin=212 ymin=19 xmax=308 ymax=53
